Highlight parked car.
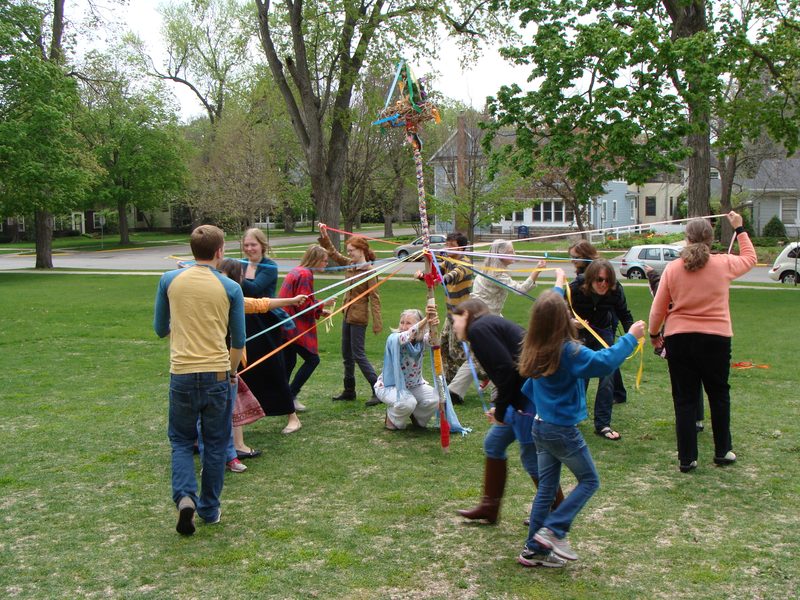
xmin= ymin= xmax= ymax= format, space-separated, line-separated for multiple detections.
xmin=393 ymin=234 xmax=447 ymax=260
xmin=618 ymin=244 xmax=682 ymax=279
xmin=768 ymin=241 xmax=800 ymax=284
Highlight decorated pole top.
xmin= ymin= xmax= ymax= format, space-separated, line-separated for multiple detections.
xmin=372 ymin=60 xmax=441 ymax=151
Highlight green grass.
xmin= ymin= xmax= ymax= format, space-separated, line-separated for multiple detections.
xmin=0 ymin=274 xmax=798 ymax=599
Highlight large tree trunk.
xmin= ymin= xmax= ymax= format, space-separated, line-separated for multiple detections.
xmin=34 ymin=209 xmax=54 ymax=269
xmin=282 ymin=199 xmax=295 ymax=232
xmin=686 ymin=112 xmax=711 ymax=217
xmin=663 ymin=0 xmax=711 ymax=217
xmin=718 ymin=153 xmax=737 ymax=242
xmin=118 ymin=199 xmax=130 ymax=245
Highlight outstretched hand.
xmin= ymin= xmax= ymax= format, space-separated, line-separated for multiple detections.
xmin=318 ymin=223 xmax=329 ymax=238
xmin=628 ymin=320 xmax=646 ymax=340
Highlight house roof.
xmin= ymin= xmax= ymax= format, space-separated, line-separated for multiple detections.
xmin=428 ymin=127 xmax=484 ymax=163
xmin=750 ymin=158 xmax=800 ymax=192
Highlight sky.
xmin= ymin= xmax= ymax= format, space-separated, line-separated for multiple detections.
xmin=115 ymin=1 xmax=533 ymax=121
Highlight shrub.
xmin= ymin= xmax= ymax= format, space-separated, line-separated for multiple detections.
xmin=762 ymin=215 xmax=787 ymax=239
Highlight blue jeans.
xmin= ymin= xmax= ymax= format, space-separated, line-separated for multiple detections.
xmin=168 ymin=372 xmax=234 ymax=521
xmin=583 ymin=333 xmax=615 ymax=431
xmin=197 ymin=420 xmax=237 ymax=463
xmin=526 ymin=420 xmax=600 ymax=550
xmin=484 ymin=401 xmax=538 ymax=478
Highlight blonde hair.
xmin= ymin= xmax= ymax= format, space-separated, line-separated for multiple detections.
xmin=484 ymin=239 xmax=514 ymax=270
xmin=392 ymin=308 xmax=425 ymax=336
xmin=299 ymin=244 xmax=328 ymax=268
xmin=681 ymin=218 xmax=712 ymax=272
xmin=242 ymin=228 xmax=269 ymax=258
xmin=518 ymin=291 xmax=577 ymax=378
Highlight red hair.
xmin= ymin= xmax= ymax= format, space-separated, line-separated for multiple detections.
xmin=346 ymin=235 xmax=375 ymax=262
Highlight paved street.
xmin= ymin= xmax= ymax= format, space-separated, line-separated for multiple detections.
xmin=0 ymin=233 xmax=786 ymax=284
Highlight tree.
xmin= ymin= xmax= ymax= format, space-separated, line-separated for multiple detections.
xmin=0 ymin=0 xmax=97 ymax=267
xmin=128 ymin=0 xmax=254 ymax=126
xmin=254 ymin=0 xmax=512 ymax=244
xmin=79 ymin=54 xmax=188 ymax=244
xmin=486 ymin=0 xmax=800 ymax=220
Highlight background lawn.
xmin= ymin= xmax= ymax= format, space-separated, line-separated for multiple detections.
xmin=0 ymin=273 xmax=797 ymax=599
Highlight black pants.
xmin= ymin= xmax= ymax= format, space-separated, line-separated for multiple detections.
xmin=284 ymin=344 xmax=321 ymax=398
xmin=664 ymin=333 xmax=732 ymax=464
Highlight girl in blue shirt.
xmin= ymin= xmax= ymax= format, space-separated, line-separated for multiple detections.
xmin=516 ymin=273 xmax=645 ymax=568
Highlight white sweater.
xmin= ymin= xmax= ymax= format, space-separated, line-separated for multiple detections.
xmin=472 ymin=271 xmax=536 ymax=316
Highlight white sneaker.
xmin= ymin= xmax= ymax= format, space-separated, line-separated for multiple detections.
xmin=533 ymin=527 xmax=578 ymax=561
xmin=518 ymin=548 xmax=567 ymax=568
xmin=226 ymin=458 xmax=247 ymax=472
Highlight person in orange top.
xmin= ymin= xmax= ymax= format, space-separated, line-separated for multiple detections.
xmin=648 ymin=211 xmax=756 ymax=473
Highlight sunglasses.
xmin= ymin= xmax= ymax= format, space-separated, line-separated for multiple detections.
xmin=595 ymin=277 xmax=610 ymax=283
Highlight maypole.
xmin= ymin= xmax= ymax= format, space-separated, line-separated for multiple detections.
xmin=373 ymin=60 xmax=449 ymax=450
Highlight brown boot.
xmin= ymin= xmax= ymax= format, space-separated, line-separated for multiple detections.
xmin=524 ymin=476 xmax=565 ymax=526
xmin=457 ymin=457 xmax=507 ymax=524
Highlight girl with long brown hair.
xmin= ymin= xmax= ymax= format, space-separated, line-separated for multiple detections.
xmin=516 ymin=275 xmax=644 ymax=568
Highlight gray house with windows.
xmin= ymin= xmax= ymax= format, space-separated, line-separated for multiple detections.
xmin=743 ymin=158 xmax=800 ymax=237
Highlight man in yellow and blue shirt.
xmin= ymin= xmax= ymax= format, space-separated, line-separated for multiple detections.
xmin=154 ymin=225 xmax=245 ymax=535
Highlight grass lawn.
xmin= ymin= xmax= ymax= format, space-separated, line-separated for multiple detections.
xmin=0 ymin=273 xmax=798 ymax=599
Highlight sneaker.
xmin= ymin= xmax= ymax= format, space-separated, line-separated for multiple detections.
xmin=226 ymin=458 xmax=247 ymax=473
xmin=533 ymin=527 xmax=578 ymax=561
xmin=518 ymin=548 xmax=567 ymax=568
xmin=714 ymin=451 xmax=737 ymax=465
xmin=203 ymin=509 xmax=221 ymax=525
xmin=176 ymin=496 xmax=196 ymax=536
xmin=695 ymin=421 xmax=704 ymax=432
xmin=679 ymin=460 xmax=698 ymax=473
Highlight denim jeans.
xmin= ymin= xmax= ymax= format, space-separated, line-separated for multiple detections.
xmin=197 ymin=419 xmax=237 ymax=463
xmin=526 ymin=420 xmax=600 ymax=550
xmin=483 ymin=401 xmax=538 ymax=478
xmin=168 ymin=372 xmax=234 ymax=521
xmin=341 ymin=322 xmax=377 ymax=386
xmin=284 ymin=344 xmax=321 ymax=398
xmin=583 ymin=333 xmax=615 ymax=431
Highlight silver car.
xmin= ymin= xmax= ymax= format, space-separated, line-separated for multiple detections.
xmin=393 ymin=234 xmax=447 ymax=260
xmin=768 ymin=242 xmax=800 ymax=284
xmin=618 ymin=244 xmax=682 ymax=279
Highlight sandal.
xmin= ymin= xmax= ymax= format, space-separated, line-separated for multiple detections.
xmin=595 ymin=426 xmax=621 ymax=441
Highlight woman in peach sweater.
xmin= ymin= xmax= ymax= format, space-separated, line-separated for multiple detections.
xmin=648 ymin=212 xmax=756 ymax=473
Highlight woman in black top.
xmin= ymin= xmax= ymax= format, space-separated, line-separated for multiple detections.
xmin=451 ymin=297 xmax=563 ymax=524
xmin=567 ymin=259 xmax=633 ymax=440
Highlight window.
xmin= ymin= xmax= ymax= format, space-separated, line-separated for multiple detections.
xmin=514 ymin=211 xmax=524 ymax=221
xmin=0 ymin=220 xmax=4 ymax=232
xmin=645 ymin=196 xmax=656 ymax=216
xmin=601 ymin=201 xmax=607 ymax=222
xmin=93 ymin=213 xmax=105 ymax=229
xmin=789 ymin=247 xmax=800 ymax=259
xmin=612 ymin=200 xmax=618 ymax=221
xmin=531 ymin=200 xmax=571 ymax=223
xmin=669 ymin=196 xmax=674 ymax=217
xmin=17 ymin=216 xmax=25 ymax=232
xmin=781 ymin=198 xmax=799 ymax=225
xmin=642 ymin=248 xmax=661 ymax=260
xmin=663 ymin=248 xmax=680 ymax=261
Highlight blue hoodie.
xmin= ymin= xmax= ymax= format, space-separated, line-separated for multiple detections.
xmin=521 ymin=333 xmax=637 ymax=426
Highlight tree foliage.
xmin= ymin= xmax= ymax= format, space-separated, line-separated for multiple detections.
xmin=79 ymin=53 xmax=188 ymax=244
xmin=0 ymin=0 xmax=97 ymax=265
xmin=485 ymin=0 xmax=800 ymax=221
xmin=254 ymin=0 xmax=513 ymax=243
